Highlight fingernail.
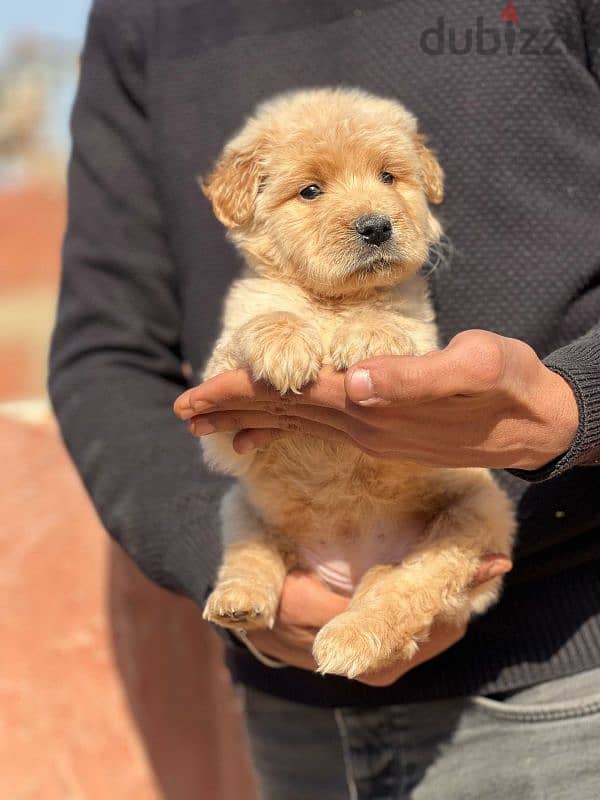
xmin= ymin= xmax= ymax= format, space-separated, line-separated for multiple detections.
xmin=191 ymin=418 xmax=216 ymax=435
xmin=236 ymin=438 xmax=256 ymax=454
xmin=190 ymin=399 xmax=214 ymax=413
xmin=176 ymin=401 xmax=196 ymax=420
xmin=349 ymin=369 xmax=374 ymax=401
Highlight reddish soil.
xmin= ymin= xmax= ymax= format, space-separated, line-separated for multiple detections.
xmin=0 ymin=415 xmax=258 ymax=799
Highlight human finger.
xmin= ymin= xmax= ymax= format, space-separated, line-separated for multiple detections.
xmin=175 ymin=366 xmax=352 ymax=418
xmin=277 ymin=572 xmax=350 ymax=630
xmin=471 ymin=553 xmax=513 ymax=584
xmin=188 ymin=412 xmax=356 ymax=454
xmin=357 ymin=619 xmax=467 ymax=687
xmin=345 ymin=330 xmax=507 ymax=407
xmin=187 ymin=406 xmax=359 ymax=441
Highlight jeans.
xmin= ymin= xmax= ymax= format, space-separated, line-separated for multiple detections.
xmin=241 ymin=667 xmax=600 ymax=799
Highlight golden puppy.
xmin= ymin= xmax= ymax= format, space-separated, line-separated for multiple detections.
xmin=200 ymin=87 xmax=515 ymax=678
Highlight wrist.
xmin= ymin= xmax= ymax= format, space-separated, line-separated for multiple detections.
xmin=520 ymin=367 xmax=579 ymax=470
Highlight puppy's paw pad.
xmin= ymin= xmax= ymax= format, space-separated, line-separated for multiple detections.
xmin=313 ymin=613 xmax=390 ymax=679
xmin=203 ymin=583 xmax=277 ymax=630
xmin=330 ymin=327 xmax=415 ymax=371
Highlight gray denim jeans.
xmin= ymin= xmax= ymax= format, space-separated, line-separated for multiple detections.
xmin=241 ymin=668 xmax=600 ymax=800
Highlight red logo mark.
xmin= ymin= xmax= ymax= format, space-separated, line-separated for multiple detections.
xmin=501 ymin=1 xmax=519 ymax=26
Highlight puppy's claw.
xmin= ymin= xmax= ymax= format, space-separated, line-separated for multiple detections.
xmin=252 ymin=351 xmax=320 ymax=395
xmin=203 ymin=583 xmax=278 ymax=631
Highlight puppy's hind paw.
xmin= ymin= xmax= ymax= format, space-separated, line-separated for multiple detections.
xmin=313 ymin=612 xmax=393 ymax=679
xmin=203 ymin=582 xmax=278 ymax=630
xmin=313 ymin=611 xmax=428 ymax=679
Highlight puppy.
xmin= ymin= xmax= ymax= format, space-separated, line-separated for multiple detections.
xmin=199 ymin=87 xmax=515 ymax=679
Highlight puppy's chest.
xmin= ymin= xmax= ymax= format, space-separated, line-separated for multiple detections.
xmin=310 ymin=306 xmax=349 ymax=355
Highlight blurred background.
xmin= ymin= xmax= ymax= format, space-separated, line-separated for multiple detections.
xmin=0 ymin=4 xmax=257 ymax=798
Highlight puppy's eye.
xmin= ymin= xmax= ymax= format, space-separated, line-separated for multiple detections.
xmin=299 ymin=184 xmax=322 ymax=200
xmin=380 ymin=171 xmax=395 ymax=184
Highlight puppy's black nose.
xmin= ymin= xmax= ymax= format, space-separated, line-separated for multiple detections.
xmin=355 ymin=214 xmax=393 ymax=246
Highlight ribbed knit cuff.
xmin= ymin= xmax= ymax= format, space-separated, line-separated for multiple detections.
xmin=508 ymin=329 xmax=600 ymax=483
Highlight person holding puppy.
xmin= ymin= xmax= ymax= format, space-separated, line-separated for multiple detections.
xmin=50 ymin=1 xmax=600 ymax=798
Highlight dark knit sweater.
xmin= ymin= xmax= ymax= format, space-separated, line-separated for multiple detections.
xmin=49 ymin=0 xmax=600 ymax=707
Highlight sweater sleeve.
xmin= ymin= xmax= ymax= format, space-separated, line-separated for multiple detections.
xmin=48 ymin=0 xmax=227 ymax=607
xmin=582 ymin=0 xmax=600 ymax=83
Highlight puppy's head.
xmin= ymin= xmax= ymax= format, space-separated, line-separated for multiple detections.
xmin=202 ymin=88 xmax=443 ymax=297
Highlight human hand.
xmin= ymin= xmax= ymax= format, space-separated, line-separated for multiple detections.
xmin=239 ymin=555 xmax=511 ymax=687
xmin=175 ymin=330 xmax=578 ymax=470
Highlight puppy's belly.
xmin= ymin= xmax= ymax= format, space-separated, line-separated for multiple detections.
xmin=296 ymin=516 xmax=425 ymax=597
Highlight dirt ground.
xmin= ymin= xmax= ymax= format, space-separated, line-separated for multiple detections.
xmin=0 ymin=414 xmax=258 ymax=800
xmin=0 ymin=183 xmax=258 ymax=799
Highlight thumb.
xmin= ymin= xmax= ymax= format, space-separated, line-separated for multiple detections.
xmin=471 ymin=554 xmax=513 ymax=585
xmin=345 ymin=330 xmax=506 ymax=406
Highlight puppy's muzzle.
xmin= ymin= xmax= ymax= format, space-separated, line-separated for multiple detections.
xmin=355 ymin=213 xmax=392 ymax=246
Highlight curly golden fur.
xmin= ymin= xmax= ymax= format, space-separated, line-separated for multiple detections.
xmin=200 ymin=88 xmax=515 ymax=678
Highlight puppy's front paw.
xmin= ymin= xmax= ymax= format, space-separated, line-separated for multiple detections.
xmin=330 ymin=324 xmax=415 ymax=371
xmin=203 ymin=581 xmax=279 ymax=630
xmin=234 ymin=312 xmax=322 ymax=394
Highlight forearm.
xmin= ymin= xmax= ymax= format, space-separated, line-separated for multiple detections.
xmin=49 ymin=360 xmax=226 ymax=604
xmin=49 ymin=0 xmax=226 ymax=606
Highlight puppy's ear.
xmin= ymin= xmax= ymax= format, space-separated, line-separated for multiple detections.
xmin=200 ymin=134 xmax=265 ymax=228
xmin=415 ymin=134 xmax=444 ymax=205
